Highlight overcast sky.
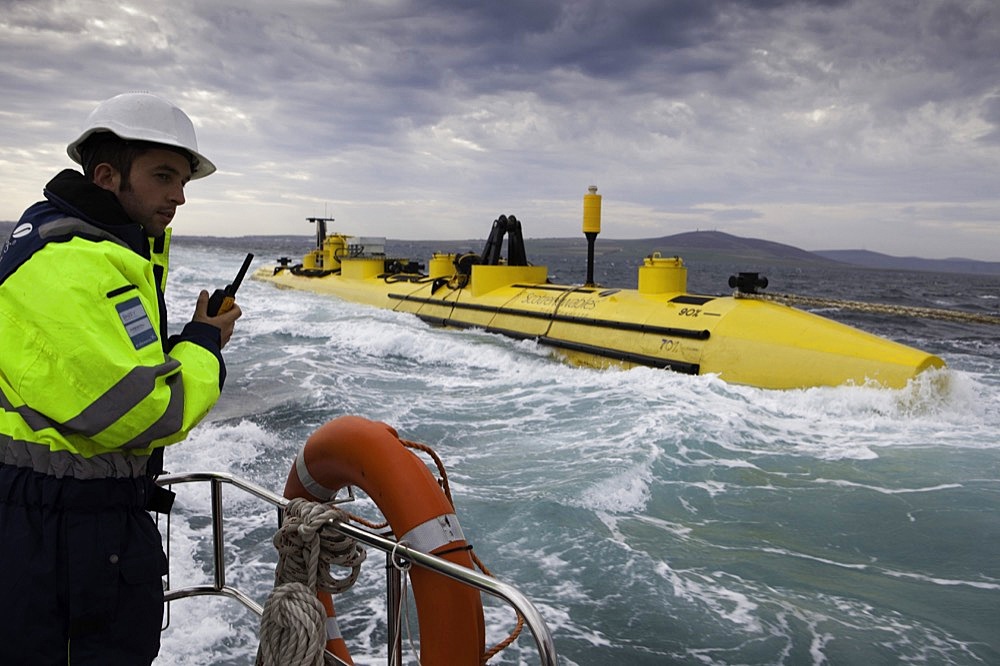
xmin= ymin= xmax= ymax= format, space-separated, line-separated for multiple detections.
xmin=2 ymin=0 xmax=998 ymax=259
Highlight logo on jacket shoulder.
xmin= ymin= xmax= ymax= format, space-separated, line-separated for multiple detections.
xmin=1 ymin=223 xmax=35 ymax=267
xmin=116 ymin=297 xmax=158 ymax=349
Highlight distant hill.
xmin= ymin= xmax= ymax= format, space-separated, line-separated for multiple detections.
xmin=525 ymin=230 xmax=842 ymax=267
xmin=2 ymin=221 xmax=997 ymax=275
xmin=627 ymin=230 xmax=842 ymax=265
xmin=505 ymin=231 xmax=1000 ymax=275
xmin=813 ymin=249 xmax=1000 ymax=276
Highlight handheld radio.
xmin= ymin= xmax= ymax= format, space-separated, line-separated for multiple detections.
xmin=207 ymin=253 xmax=254 ymax=316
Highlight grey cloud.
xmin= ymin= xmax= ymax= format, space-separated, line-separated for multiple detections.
xmin=0 ymin=0 xmax=998 ymax=258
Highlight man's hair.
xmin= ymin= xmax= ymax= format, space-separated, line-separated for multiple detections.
xmin=78 ymin=132 xmax=195 ymax=190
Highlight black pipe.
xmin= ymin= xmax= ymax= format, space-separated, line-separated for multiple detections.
xmin=585 ymin=231 xmax=597 ymax=286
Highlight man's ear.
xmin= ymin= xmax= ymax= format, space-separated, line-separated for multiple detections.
xmin=92 ymin=163 xmax=121 ymax=192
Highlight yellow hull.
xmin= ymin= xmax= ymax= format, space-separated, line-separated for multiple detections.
xmin=253 ymin=259 xmax=944 ymax=390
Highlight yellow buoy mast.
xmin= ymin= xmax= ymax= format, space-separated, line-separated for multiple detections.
xmin=582 ymin=185 xmax=602 ymax=286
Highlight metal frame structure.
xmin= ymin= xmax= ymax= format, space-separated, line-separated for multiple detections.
xmin=157 ymin=471 xmax=558 ymax=665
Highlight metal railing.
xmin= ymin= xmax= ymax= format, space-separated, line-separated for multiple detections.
xmin=157 ymin=471 xmax=558 ymax=665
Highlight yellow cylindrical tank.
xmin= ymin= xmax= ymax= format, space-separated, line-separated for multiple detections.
xmin=583 ymin=185 xmax=602 ymax=234
xmin=342 ymin=258 xmax=386 ymax=280
xmin=322 ymin=234 xmax=347 ymax=270
xmin=302 ymin=249 xmax=322 ymax=269
xmin=638 ymin=252 xmax=687 ymax=294
xmin=429 ymin=253 xmax=457 ymax=279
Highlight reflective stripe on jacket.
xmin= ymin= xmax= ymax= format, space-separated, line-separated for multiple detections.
xmin=0 ymin=203 xmax=223 ymax=479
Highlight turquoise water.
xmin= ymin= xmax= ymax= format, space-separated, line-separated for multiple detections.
xmin=156 ymin=238 xmax=999 ymax=665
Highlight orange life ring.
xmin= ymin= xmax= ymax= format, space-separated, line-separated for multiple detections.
xmin=283 ymin=415 xmax=486 ymax=665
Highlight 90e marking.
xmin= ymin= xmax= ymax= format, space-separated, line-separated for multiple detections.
xmin=677 ymin=307 xmax=701 ymax=317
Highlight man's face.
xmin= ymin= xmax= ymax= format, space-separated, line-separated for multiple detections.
xmin=115 ymin=148 xmax=193 ymax=237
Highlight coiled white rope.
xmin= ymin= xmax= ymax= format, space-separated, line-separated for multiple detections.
xmin=736 ymin=291 xmax=1000 ymax=325
xmin=256 ymin=498 xmax=367 ymax=666
xmin=256 ymin=582 xmax=327 ymax=666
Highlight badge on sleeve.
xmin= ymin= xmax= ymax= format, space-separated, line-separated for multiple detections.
xmin=116 ymin=297 xmax=158 ymax=349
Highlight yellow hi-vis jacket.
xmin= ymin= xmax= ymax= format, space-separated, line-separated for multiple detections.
xmin=0 ymin=187 xmax=224 ymax=480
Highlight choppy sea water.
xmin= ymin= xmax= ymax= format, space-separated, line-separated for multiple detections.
xmin=156 ymin=236 xmax=999 ymax=665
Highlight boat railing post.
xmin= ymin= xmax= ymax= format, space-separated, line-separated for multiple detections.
xmin=211 ymin=477 xmax=226 ymax=591
xmin=385 ymin=551 xmax=403 ymax=665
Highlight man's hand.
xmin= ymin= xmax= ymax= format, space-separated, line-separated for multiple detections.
xmin=192 ymin=289 xmax=242 ymax=348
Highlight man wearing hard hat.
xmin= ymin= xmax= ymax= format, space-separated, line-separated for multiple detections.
xmin=0 ymin=93 xmax=242 ymax=664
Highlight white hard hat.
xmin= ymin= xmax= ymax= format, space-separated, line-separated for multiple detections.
xmin=66 ymin=92 xmax=216 ymax=179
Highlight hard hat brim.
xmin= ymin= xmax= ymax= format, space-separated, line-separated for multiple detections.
xmin=67 ymin=127 xmax=217 ymax=179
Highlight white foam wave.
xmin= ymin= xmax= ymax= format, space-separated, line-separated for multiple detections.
xmin=811 ymin=479 xmax=964 ymax=495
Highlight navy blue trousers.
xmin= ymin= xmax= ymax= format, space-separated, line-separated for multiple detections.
xmin=0 ymin=466 xmax=168 ymax=665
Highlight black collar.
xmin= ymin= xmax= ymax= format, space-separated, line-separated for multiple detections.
xmin=43 ymin=169 xmax=147 ymax=254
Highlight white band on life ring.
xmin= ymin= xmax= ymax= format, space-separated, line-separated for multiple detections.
xmin=295 ymin=448 xmax=337 ymax=501
xmin=399 ymin=513 xmax=465 ymax=554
